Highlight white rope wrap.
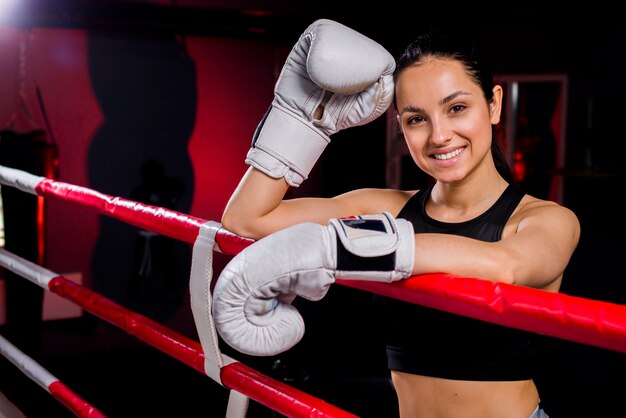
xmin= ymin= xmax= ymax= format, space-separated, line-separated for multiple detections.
xmin=0 ymin=334 xmax=57 ymax=391
xmin=0 ymin=249 xmax=57 ymax=288
xmin=0 ymin=165 xmax=43 ymax=195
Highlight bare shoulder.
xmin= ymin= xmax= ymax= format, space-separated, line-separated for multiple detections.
xmin=334 ymin=188 xmax=417 ymax=217
xmin=513 ymin=194 xmax=581 ymax=236
xmin=516 ymin=194 xmax=578 ymax=218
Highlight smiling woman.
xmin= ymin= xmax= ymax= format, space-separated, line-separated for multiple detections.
xmin=216 ymin=23 xmax=580 ymax=418
xmin=387 ymin=73 xmax=569 ymax=205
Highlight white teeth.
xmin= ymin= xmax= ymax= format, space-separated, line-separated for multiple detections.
xmin=433 ymin=147 xmax=463 ymax=160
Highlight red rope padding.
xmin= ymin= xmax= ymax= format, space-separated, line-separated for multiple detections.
xmin=338 ymin=275 xmax=626 ymax=354
xmin=221 ymin=363 xmax=357 ymax=418
xmin=36 ymin=179 xmax=206 ymax=244
xmin=33 ymin=176 xmax=626 ymax=354
xmin=215 ymin=227 xmax=255 ymax=255
xmin=48 ymin=381 xmax=107 ymax=418
xmin=48 ymin=276 xmax=205 ymax=372
xmin=36 ymin=178 xmax=256 ymax=252
xmin=48 ymin=276 xmax=356 ymax=418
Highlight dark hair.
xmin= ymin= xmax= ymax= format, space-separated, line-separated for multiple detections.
xmin=393 ymin=31 xmax=515 ymax=185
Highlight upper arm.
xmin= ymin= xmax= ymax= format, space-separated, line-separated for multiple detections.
xmin=501 ymin=201 xmax=581 ymax=289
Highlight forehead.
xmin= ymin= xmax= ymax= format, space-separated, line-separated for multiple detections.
xmin=395 ymin=58 xmax=478 ymax=105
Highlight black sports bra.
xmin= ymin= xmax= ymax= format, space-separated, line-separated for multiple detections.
xmin=385 ymin=183 xmax=537 ymax=381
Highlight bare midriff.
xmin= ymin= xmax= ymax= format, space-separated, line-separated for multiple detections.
xmin=391 ymin=371 xmax=540 ymax=418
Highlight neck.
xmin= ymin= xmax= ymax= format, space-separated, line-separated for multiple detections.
xmin=430 ymin=165 xmax=509 ymax=212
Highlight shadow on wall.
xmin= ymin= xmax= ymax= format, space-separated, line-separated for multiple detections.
xmin=86 ymin=33 xmax=196 ymax=323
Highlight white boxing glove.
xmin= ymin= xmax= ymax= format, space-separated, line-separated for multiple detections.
xmin=212 ymin=212 xmax=414 ymax=356
xmin=246 ymin=18 xmax=395 ymax=187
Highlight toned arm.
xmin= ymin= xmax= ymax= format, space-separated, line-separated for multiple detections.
xmin=221 ymin=167 xmax=413 ymax=240
xmin=410 ymin=198 xmax=580 ymax=290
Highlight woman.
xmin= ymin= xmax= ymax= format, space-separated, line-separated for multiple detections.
xmin=219 ymin=26 xmax=580 ymax=418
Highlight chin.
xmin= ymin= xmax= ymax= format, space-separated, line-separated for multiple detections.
xmin=432 ymin=171 xmax=466 ymax=184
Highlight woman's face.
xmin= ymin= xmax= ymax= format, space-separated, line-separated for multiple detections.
xmin=395 ymin=57 xmax=502 ymax=184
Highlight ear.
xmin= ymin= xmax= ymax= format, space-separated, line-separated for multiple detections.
xmin=489 ymin=85 xmax=503 ymax=124
xmin=396 ymin=113 xmax=405 ymax=136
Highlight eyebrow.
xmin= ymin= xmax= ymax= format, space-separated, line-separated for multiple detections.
xmin=441 ymin=90 xmax=471 ymax=106
xmin=399 ymin=90 xmax=472 ymax=115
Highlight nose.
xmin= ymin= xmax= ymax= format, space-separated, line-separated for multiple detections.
xmin=430 ymin=116 xmax=452 ymax=145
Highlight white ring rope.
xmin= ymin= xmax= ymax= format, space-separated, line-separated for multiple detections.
xmin=0 ymin=333 xmax=106 ymax=417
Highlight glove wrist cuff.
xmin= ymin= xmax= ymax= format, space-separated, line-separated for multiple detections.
xmin=329 ymin=212 xmax=415 ymax=282
xmin=246 ymin=106 xmax=330 ymax=187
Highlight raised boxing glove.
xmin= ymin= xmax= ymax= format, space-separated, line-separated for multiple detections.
xmin=212 ymin=212 xmax=414 ymax=356
xmin=246 ymin=19 xmax=396 ymax=187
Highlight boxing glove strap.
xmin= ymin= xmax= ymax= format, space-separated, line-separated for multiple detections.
xmin=330 ymin=212 xmax=414 ymax=281
xmin=246 ymin=105 xmax=330 ymax=186
xmin=336 ymin=242 xmax=396 ymax=272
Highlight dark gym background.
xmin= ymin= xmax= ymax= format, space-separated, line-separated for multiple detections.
xmin=0 ymin=2 xmax=624 ymax=417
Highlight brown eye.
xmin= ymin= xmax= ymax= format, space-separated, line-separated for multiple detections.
xmin=407 ymin=115 xmax=426 ymax=125
xmin=450 ymin=104 xmax=466 ymax=114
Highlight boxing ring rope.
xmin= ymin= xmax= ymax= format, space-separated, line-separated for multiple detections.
xmin=0 ymin=333 xmax=106 ymax=417
xmin=1 ymin=163 xmax=626 ymax=416
xmin=2 ymin=164 xmax=625 ymax=354
xmin=0 ymin=244 xmax=357 ymax=417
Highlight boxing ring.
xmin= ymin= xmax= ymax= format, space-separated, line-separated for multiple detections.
xmin=0 ymin=163 xmax=625 ymax=417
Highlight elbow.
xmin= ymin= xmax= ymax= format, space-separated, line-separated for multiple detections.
xmin=496 ymin=268 xmax=516 ymax=286
xmin=221 ymin=208 xmax=274 ymax=241
xmin=221 ymin=209 xmax=257 ymax=240
xmin=220 ymin=206 xmax=235 ymax=230
xmin=489 ymin=247 xmax=518 ymax=285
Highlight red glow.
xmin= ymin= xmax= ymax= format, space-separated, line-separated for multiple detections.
xmin=38 ymin=144 xmax=58 ymax=265
xmin=240 ymin=9 xmax=275 ymax=17
xmin=513 ymin=151 xmax=526 ymax=183
xmin=37 ymin=195 xmax=45 ymax=264
xmin=185 ymin=37 xmax=276 ymax=224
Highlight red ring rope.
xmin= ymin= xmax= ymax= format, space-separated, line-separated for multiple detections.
xmin=1 ymin=164 xmax=625 ymax=417
xmin=29 ymin=175 xmax=626 ymax=355
xmin=49 ymin=277 xmax=355 ymax=417
xmin=0 ymin=247 xmax=356 ymax=418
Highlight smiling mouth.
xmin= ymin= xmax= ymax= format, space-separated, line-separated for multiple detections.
xmin=432 ymin=147 xmax=465 ymax=161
